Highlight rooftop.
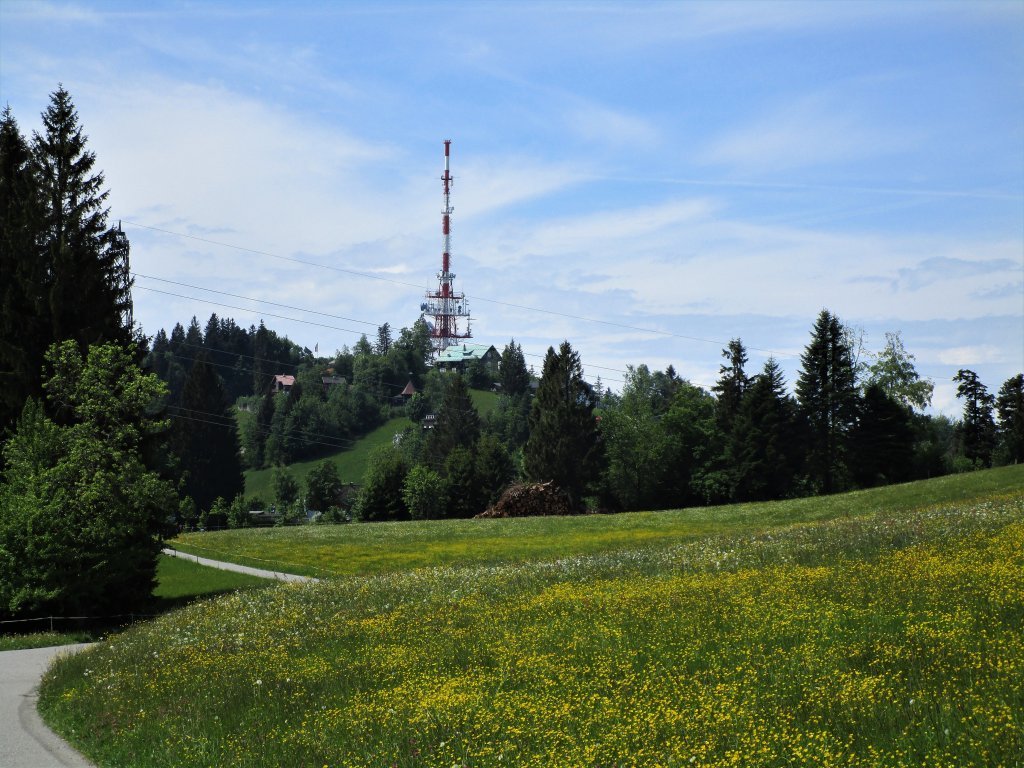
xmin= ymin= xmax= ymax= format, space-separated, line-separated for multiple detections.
xmin=436 ymin=343 xmax=497 ymax=363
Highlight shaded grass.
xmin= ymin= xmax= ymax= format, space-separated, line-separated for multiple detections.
xmin=172 ymin=464 xmax=1024 ymax=579
xmin=243 ymin=416 xmax=412 ymax=500
xmin=0 ymin=556 xmax=271 ymax=651
xmin=0 ymin=631 xmax=94 ymax=651
xmin=153 ymin=554 xmax=272 ymax=604
xmin=39 ymin=485 xmax=1024 ymax=767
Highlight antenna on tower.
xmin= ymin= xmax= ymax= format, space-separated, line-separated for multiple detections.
xmin=421 ymin=139 xmax=471 ymax=357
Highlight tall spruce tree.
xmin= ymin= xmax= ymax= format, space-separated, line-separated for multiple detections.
xmin=170 ymin=353 xmax=244 ymax=513
xmin=523 ymin=341 xmax=603 ymax=509
xmin=32 ymin=86 xmax=132 ymax=349
xmin=796 ymin=309 xmax=859 ymax=493
xmin=1 ymin=89 xmax=133 ymax=437
xmin=995 ymin=374 xmax=1024 ymax=464
xmin=953 ymin=369 xmax=996 ymax=467
xmin=0 ymin=106 xmax=45 ymax=436
xmin=499 ymin=338 xmax=531 ymax=396
xmin=730 ymin=357 xmax=799 ymax=501
xmin=712 ymin=338 xmax=750 ymax=435
xmin=426 ymin=373 xmax=481 ymax=470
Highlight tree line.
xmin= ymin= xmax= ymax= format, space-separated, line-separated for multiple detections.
xmin=350 ymin=316 xmax=1022 ymax=522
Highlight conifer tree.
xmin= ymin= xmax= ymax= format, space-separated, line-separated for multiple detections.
xmin=499 ymin=338 xmax=531 ymax=396
xmin=0 ymin=341 xmax=177 ymax=618
xmin=953 ymin=369 xmax=996 ymax=467
xmin=0 ymin=106 xmax=44 ymax=435
xmin=426 ymin=373 xmax=481 ymax=469
xmin=170 ymin=353 xmax=244 ymax=512
xmin=1 ymin=89 xmax=134 ymax=436
xmin=796 ymin=309 xmax=859 ymax=493
xmin=712 ymin=338 xmax=750 ymax=434
xmin=730 ymin=358 xmax=799 ymax=501
xmin=995 ymin=374 xmax=1024 ymax=465
xmin=523 ymin=341 xmax=603 ymax=509
xmin=851 ymin=383 xmax=914 ymax=487
xmin=32 ymin=86 xmax=132 ymax=348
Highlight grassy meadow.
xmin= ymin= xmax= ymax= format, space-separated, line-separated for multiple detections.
xmin=39 ymin=467 xmax=1024 ymax=767
xmin=172 ymin=465 xmax=1023 ymax=578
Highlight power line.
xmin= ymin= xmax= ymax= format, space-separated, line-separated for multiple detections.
xmin=165 ymin=405 xmax=367 ymax=452
xmin=159 ymin=345 xmax=420 ymax=395
xmin=122 ymin=219 xmax=795 ymax=359
xmin=135 ymin=285 xmax=372 ymax=338
xmin=123 ymin=220 xmax=425 ymax=290
xmin=133 ymin=273 xmax=380 ymax=327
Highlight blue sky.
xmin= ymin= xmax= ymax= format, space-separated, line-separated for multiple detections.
xmin=2 ymin=1 xmax=1022 ymax=414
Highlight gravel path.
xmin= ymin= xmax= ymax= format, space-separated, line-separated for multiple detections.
xmin=0 ymin=644 xmax=94 ymax=768
xmin=161 ymin=547 xmax=320 ymax=582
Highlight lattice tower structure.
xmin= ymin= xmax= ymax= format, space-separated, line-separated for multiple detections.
xmin=421 ymin=139 xmax=471 ymax=356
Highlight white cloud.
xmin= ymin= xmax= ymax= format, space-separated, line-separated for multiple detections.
xmin=701 ymin=94 xmax=915 ymax=174
xmin=937 ymin=345 xmax=1006 ymax=366
xmin=564 ymin=103 xmax=660 ymax=147
xmin=1 ymin=1 xmax=102 ymax=24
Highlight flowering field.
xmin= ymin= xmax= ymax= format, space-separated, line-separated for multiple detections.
xmin=40 ymin=475 xmax=1023 ymax=767
xmin=170 ymin=465 xmax=1024 ymax=578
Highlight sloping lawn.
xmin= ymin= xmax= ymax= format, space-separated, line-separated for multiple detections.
xmin=243 ymin=416 xmax=412 ymax=500
xmin=39 ymin=470 xmax=1024 ymax=767
xmin=172 ymin=465 xmax=1023 ymax=578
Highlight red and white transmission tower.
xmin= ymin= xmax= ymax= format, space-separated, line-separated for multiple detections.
xmin=421 ymin=139 xmax=471 ymax=357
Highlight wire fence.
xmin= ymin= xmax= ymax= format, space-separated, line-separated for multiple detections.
xmin=0 ymin=613 xmax=159 ymax=633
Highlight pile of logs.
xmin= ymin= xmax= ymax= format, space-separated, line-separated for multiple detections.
xmin=476 ymin=481 xmax=574 ymax=518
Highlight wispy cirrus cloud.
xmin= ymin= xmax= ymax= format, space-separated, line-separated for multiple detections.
xmin=896 ymin=256 xmax=1021 ymax=291
xmin=701 ymin=93 xmax=916 ymax=174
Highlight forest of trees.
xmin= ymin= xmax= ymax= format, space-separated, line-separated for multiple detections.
xmin=1 ymin=86 xmax=1021 ymax=619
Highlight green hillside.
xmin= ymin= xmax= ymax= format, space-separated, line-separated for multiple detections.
xmin=242 ymin=415 xmax=412 ymax=501
xmin=40 ymin=467 xmax=1024 ymax=767
xmin=240 ymin=388 xmax=498 ymax=502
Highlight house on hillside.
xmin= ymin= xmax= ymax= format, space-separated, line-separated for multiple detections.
xmin=435 ymin=343 xmax=500 ymax=375
xmin=321 ymin=375 xmax=345 ymax=394
xmin=271 ymin=374 xmax=295 ymax=394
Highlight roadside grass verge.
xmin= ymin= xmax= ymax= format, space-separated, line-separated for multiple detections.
xmin=172 ymin=464 xmax=1024 ymax=578
xmin=39 ymin=486 xmax=1024 ymax=767
xmin=243 ymin=416 xmax=411 ymax=500
xmin=0 ymin=631 xmax=94 ymax=652
xmin=0 ymin=556 xmax=270 ymax=651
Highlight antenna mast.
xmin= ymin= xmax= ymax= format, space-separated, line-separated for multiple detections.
xmin=421 ymin=139 xmax=471 ymax=356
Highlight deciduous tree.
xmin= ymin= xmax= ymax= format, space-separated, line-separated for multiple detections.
xmin=0 ymin=341 xmax=176 ymax=618
xmin=866 ymin=331 xmax=933 ymax=412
